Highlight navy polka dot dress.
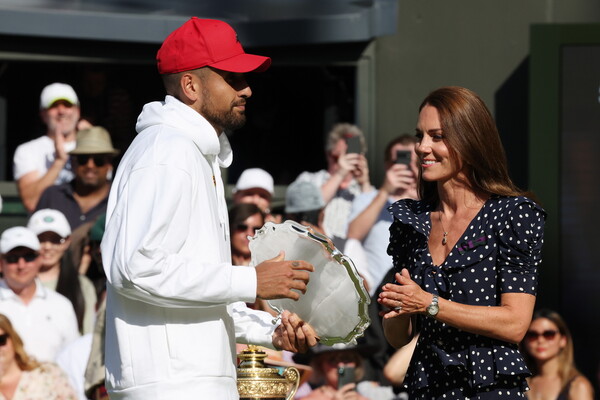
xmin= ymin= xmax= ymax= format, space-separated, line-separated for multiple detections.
xmin=387 ymin=196 xmax=546 ymax=399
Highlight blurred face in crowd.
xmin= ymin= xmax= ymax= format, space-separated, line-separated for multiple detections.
xmin=234 ymin=188 xmax=272 ymax=213
xmin=231 ymin=212 xmax=264 ymax=259
xmin=1 ymin=247 xmax=42 ymax=292
xmin=41 ymin=100 xmax=80 ymax=136
xmin=326 ymin=139 xmax=347 ymax=171
xmin=316 ymin=350 xmax=361 ymax=389
xmin=0 ymin=328 xmax=15 ymax=370
xmin=37 ymin=231 xmax=70 ymax=271
xmin=73 ymin=153 xmax=113 ymax=188
xmin=523 ymin=317 xmax=566 ymax=362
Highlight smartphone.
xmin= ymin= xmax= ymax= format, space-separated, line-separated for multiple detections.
xmin=345 ymin=135 xmax=362 ymax=154
xmin=395 ymin=149 xmax=412 ymax=165
xmin=337 ymin=366 xmax=356 ymax=389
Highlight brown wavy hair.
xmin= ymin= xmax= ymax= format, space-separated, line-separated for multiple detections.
xmin=417 ymin=86 xmax=526 ymax=205
xmin=0 ymin=314 xmax=40 ymax=371
xmin=521 ymin=309 xmax=581 ymax=393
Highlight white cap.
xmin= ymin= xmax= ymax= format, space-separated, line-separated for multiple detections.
xmin=27 ymin=209 xmax=72 ymax=238
xmin=234 ymin=168 xmax=274 ymax=195
xmin=0 ymin=227 xmax=40 ymax=253
xmin=39 ymin=82 xmax=79 ymax=110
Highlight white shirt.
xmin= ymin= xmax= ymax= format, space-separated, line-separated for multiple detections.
xmin=13 ymin=135 xmax=75 ymax=182
xmin=348 ymin=191 xmax=395 ymax=293
xmin=56 ymin=333 xmax=94 ymax=400
xmin=0 ymin=279 xmax=79 ymax=361
xmin=102 ymin=96 xmax=276 ymax=400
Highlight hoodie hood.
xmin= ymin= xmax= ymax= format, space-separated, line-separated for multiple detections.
xmin=136 ymin=95 xmax=233 ymax=168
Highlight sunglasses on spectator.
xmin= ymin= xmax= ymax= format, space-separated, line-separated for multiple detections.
xmin=37 ymin=232 xmax=67 ymax=246
xmin=0 ymin=333 xmax=8 ymax=346
xmin=235 ymin=224 xmax=262 ymax=232
xmin=525 ymin=329 xmax=559 ymax=341
xmin=4 ymin=252 xmax=39 ymax=264
xmin=74 ymin=154 xmax=111 ymax=167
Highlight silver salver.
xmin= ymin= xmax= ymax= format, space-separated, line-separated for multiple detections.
xmin=249 ymin=220 xmax=370 ymax=345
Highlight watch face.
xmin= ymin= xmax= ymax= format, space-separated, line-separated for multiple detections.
xmin=428 ymin=304 xmax=439 ymax=316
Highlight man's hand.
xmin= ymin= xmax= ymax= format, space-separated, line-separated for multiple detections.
xmin=382 ymin=164 xmax=417 ymax=195
xmin=53 ymin=125 xmax=69 ymax=164
xmin=351 ymin=154 xmax=370 ymax=189
xmin=272 ymin=310 xmax=319 ymax=353
xmin=255 ymin=251 xmax=314 ymax=300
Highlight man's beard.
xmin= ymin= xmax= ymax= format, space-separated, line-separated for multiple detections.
xmin=201 ymin=87 xmax=246 ymax=132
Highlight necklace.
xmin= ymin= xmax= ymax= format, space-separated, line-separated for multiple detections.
xmin=438 ymin=211 xmax=449 ymax=245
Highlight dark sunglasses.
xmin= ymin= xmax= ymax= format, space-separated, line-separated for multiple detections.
xmin=4 ymin=252 xmax=39 ymax=264
xmin=0 ymin=333 xmax=8 ymax=346
xmin=235 ymin=224 xmax=262 ymax=232
xmin=525 ymin=329 xmax=559 ymax=341
xmin=74 ymin=154 xmax=111 ymax=167
xmin=37 ymin=233 xmax=66 ymax=246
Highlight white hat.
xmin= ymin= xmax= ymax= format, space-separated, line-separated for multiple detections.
xmin=0 ymin=227 xmax=40 ymax=253
xmin=234 ymin=168 xmax=274 ymax=195
xmin=27 ymin=209 xmax=72 ymax=238
xmin=39 ymin=82 xmax=79 ymax=110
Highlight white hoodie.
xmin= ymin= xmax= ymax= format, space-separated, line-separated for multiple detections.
xmin=102 ymin=96 xmax=276 ymax=400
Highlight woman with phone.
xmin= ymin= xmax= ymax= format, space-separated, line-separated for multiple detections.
xmin=379 ymin=86 xmax=546 ymax=399
xmin=521 ymin=309 xmax=594 ymax=399
xmin=297 ymin=346 xmax=370 ymax=400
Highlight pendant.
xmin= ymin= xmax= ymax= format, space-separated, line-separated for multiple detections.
xmin=442 ymin=232 xmax=448 ymax=245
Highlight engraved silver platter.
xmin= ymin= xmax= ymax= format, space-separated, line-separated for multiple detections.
xmin=249 ymin=220 xmax=370 ymax=345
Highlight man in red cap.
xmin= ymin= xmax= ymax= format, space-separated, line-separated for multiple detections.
xmin=101 ymin=18 xmax=318 ymax=399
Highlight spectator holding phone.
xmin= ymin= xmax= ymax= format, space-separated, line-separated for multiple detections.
xmin=296 ymin=344 xmax=370 ymax=400
xmin=292 ymin=123 xmax=373 ymax=248
xmin=346 ymin=134 xmax=418 ymax=294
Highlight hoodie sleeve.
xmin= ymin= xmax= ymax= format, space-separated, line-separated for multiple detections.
xmin=103 ymin=142 xmax=257 ymax=308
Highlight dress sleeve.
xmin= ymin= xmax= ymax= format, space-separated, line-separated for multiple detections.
xmin=496 ymin=199 xmax=546 ymax=295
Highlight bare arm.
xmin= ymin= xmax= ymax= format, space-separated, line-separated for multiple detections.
xmin=568 ymin=375 xmax=595 ymax=400
xmin=379 ymin=269 xmax=535 ymax=344
xmin=17 ymin=131 xmax=69 ymax=212
xmin=347 ymin=164 xmax=416 ymax=241
xmin=347 ymin=189 xmax=388 ymax=241
xmin=320 ymin=153 xmax=360 ymax=203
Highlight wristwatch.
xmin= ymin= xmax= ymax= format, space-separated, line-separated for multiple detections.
xmin=426 ymin=294 xmax=439 ymax=317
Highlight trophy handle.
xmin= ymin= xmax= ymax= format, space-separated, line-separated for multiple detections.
xmin=283 ymin=367 xmax=300 ymax=400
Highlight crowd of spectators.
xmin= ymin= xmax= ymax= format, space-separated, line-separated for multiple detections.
xmin=0 ymin=79 xmax=594 ymax=400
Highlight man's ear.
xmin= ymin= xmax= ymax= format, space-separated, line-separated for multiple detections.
xmin=179 ymin=72 xmax=201 ymax=103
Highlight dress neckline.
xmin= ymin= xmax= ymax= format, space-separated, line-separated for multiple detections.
xmin=427 ymin=199 xmax=489 ymax=267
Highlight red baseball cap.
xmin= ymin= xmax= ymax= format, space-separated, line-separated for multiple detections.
xmin=157 ymin=17 xmax=271 ymax=74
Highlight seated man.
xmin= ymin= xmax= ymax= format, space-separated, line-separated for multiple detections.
xmin=35 ymin=126 xmax=118 ymax=230
xmin=0 ymin=226 xmax=79 ymax=361
xmin=13 ymin=83 xmax=87 ymax=212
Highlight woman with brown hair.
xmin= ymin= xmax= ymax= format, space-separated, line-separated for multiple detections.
xmin=521 ymin=309 xmax=594 ymax=399
xmin=0 ymin=314 xmax=77 ymax=400
xmin=378 ymin=86 xmax=546 ymax=398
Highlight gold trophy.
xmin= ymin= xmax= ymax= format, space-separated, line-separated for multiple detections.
xmin=236 ymin=345 xmax=299 ymax=400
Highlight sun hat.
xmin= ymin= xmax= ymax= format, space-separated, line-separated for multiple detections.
xmin=0 ymin=227 xmax=40 ymax=253
xmin=157 ymin=17 xmax=271 ymax=74
xmin=285 ymin=181 xmax=325 ymax=213
xmin=40 ymin=82 xmax=79 ymax=110
xmin=69 ymin=126 xmax=120 ymax=155
xmin=27 ymin=209 xmax=72 ymax=238
xmin=234 ymin=168 xmax=274 ymax=195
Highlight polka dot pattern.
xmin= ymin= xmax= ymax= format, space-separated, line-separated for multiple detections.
xmin=386 ymin=196 xmax=546 ymax=399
